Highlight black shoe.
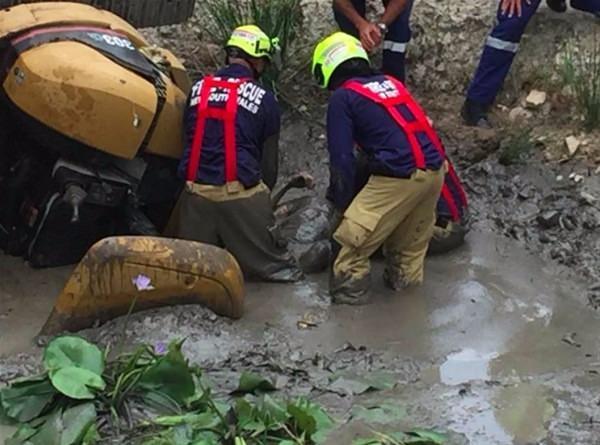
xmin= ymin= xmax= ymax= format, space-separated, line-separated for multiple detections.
xmin=547 ymin=0 xmax=567 ymax=12
xmin=461 ymin=99 xmax=493 ymax=129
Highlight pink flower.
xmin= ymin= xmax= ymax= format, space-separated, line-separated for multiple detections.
xmin=132 ymin=274 xmax=155 ymax=291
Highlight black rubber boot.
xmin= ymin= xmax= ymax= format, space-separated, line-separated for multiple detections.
xmin=547 ymin=0 xmax=567 ymax=12
xmin=461 ymin=99 xmax=493 ymax=129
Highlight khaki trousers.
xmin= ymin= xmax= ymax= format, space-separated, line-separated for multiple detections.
xmin=167 ymin=181 xmax=302 ymax=282
xmin=332 ymin=167 xmax=445 ymax=297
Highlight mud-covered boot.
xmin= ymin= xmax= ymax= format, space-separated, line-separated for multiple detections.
xmin=330 ymin=273 xmax=370 ymax=305
xmin=383 ymin=267 xmax=420 ymax=291
xmin=547 ymin=0 xmax=567 ymax=12
xmin=461 ymin=99 xmax=493 ymax=129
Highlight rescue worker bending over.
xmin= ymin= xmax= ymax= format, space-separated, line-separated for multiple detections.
xmin=312 ymin=32 xmax=446 ymax=304
xmin=463 ymin=0 xmax=600 ymax=128
xmin=333 ymin=0 xmax=414 ymax=82
xmin=355 ymin=150 xmax=469 ymax=256
xmin=175 ymin=25 xmax=303 ymax=283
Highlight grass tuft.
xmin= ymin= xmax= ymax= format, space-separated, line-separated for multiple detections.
xmin=560 ymin=32 xmax=600 ymax=131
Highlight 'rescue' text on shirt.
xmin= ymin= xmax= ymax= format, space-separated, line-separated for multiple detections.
xmin=190 ymin=78 xmax=266 ymax=114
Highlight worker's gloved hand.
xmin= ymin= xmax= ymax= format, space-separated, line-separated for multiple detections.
xmin=358 ymin=21 xmax=382 ymax=52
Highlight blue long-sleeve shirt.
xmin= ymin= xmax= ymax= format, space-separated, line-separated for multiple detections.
xmin=326 ymin=75 xmax=445 ymax=210
xmin=178 ymin=64 xmax=281 ymax=188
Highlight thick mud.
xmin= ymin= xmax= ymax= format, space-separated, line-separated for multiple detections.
xmin=2 ymin=230 xmax=600 ymax=444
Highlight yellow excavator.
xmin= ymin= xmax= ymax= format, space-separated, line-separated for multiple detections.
xmin=0 ymin=1 xmax=245 ymax=335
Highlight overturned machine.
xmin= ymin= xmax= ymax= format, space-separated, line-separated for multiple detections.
xmin=0 ymin=2 xmax=246 ymax=334
xmin=0 ymin=1 xmax=193 ymax=268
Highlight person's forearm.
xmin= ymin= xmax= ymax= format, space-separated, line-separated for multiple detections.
xmin=381 ymin=0 xmax=408 ymax=26
xmin=333 ymin=0 xmax=368 ymax=29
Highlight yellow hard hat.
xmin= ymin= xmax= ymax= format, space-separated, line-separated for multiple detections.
xmin=312 ymin=32 xmax=370 ymax=89
xmin=226 ymin=25 xmax=279 ymax=61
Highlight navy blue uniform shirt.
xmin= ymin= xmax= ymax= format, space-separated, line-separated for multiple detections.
xmin=326 ymin=75 xmax=445 ymax=210
xmin=178 ymin=64 xmax=281 ymax=187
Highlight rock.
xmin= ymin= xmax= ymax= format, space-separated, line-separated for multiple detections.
xmin=537 ymin=210 xmax=561 ymax=229
xmin=574 ymin=174 xmax=584 ymax=184
xmin=509 ymin=106 xmax=533 ymax=122
xmin=580 ymin=191 xmax=597 ymax=206
xmin=565 ymin=136 xmax=581 ymax=157
xmin=526 ymin=90 xmax=547 ymax=109
xmin=556 ymin=175 xmax=564 ymax=182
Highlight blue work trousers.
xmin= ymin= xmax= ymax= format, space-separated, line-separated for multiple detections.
xmin=467 ymin=0 xmax=600 ymax=106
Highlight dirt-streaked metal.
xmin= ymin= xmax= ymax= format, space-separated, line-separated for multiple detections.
xmin=40 ymin=236 xmax=245 ymax=336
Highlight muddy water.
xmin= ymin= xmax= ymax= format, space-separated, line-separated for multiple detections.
xmin=0 ymin=257 xmax=72 ymax=356
xmin=1 ymin=229 xmax=599 ymax=444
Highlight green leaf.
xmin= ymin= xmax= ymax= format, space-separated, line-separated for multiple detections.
xmin=29 ymin=410 xmax=62 ymax=445
xmin=81 ymin=423 xmax=99 ymax=445
xmin=405 ymin=429 xmax=447 ymax=444
xmin=1 ymin=378 xmax=57 ymax=422
xmin=61 ymin=403 xmax=97 ymax=445
xmin=351 ymin=403 xmax=407 ymax=425
xmin=138 ymin=342 xmax=195 ymax=405
xmin=43 ymin=336 xmax=104 ymax=375
xmin=233 ymin=372 xmax=277 ymax=395
xmin=6 ymin=424 xmax=38 ymax=445
xmin=260 ymin=395 xmax=288 ymax=424
xmin=287 ymin=399 xmax=334 ymax=440
xmin=49 ymin=367 xmax=106 ymax=400
xmin=153 ymin=412 xmax=220 ymax=428
xmin=329 ymin=372 xmax=397 ymax=396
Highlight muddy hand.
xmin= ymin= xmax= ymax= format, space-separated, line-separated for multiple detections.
xmin=271 ymin=172 xmax=316 ymax=208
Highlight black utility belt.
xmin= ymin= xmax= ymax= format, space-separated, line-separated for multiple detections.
xmin=372 ymin=166 xmax=442 ymax=179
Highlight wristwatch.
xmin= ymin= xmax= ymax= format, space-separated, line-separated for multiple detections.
xmin=377 ymin=23 xmax=388 ymax=34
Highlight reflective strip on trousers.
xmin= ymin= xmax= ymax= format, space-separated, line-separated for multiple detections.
xmin=485 ymin=36 xmax=519 ymax=53
xmin=383 ymin=40 xmax=407 ymax=53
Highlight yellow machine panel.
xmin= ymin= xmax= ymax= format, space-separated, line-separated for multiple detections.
xmin=40 ymin=236 xmax=245 ymax=335
xmin=3 ymin=41 xmax=158 ymax=159
xmin=0 ymin=2 xmax=149 ymax=47
xmin=146 ymin=77 xmax=187 ymax=159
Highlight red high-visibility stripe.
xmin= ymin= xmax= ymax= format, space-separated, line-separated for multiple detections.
xmin=342 ymin=76 xmax=467 ymax=221
xmin=186 ymin=76 xmax=247 ymax=183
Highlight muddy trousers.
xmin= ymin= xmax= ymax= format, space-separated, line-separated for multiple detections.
xmin=333 ymin=0 xmax=415 ymax=82
xmin=467 ymin=0 xmax=600 ymax=106
xmin=173 ymin=182 xmax=302 ymax=282
xmin=331 ymin=169 xmax=444 ymax=304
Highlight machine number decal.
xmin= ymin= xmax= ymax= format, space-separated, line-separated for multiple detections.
xmin=87 ymin=32 xmax=135 ymax=50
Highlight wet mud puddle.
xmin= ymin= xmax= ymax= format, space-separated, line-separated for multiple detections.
xmin=1 ymin=229 xmax=600 ymax=444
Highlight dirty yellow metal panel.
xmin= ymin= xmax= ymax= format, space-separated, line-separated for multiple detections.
xmin=145 ymin=76 xmax=187 ymax=159
xmin=3 ymin=41 xmax=157 ymax=159
xmin=157 ymin=47 xmax=192 ymax=94
xmin=0 ymin=2 xmax=149 ymax=46
xmin=40 ymin=237 xmax=245 ymax=336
